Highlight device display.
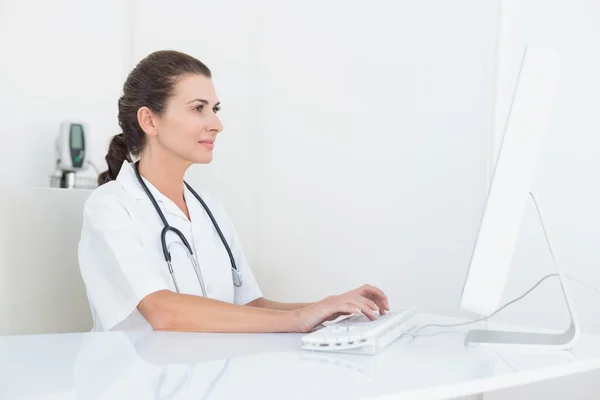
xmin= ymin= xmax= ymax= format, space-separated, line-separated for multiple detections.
xmin=70 ymin=124 xmax=84 ymax=150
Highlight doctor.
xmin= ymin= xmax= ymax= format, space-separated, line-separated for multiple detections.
xmin=78 ymin=50 xmax=389 ymax=333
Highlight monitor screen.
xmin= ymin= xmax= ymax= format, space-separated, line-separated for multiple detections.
xmin=70 ymin=124 xmax=84 ymax=150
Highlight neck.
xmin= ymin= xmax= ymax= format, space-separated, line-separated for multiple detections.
xmin=138 ymin=147 xmax=190 ymax=203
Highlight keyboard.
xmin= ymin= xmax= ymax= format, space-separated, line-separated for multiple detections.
xmin=301 ymin=307 xmax=418 ymax=355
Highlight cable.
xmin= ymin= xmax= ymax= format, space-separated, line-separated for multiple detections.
xmin=566 ymin=275 xmax=600 ymax=296
xmin=408 ymin=273 xmax=559 ymax=337
xmin=86 ymin=160 xmax=100 ymax=175
xmin=408 ymin=193 xmax=573 ymax=338
xmin=403 ymin=193 xmax=600 ymax=340
xmin=405 ymin=274 xmax=600 ymax=339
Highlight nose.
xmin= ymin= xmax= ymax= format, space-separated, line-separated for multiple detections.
xmin=207 ymin=112 xmax=223 ymax=134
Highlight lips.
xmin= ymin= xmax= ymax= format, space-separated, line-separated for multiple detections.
xmin=199 ymin=139 xmax=215 ymax=150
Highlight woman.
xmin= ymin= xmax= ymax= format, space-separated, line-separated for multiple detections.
xmin=78 ymin=50 xmax=389 ymax=332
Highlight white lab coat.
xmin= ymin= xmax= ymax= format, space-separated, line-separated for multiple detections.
xmin=78 ymin=161 xmax=262 ymax=331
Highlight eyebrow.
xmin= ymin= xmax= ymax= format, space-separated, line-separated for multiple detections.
xmin=187 ymin=99 xmax=220 ymax=107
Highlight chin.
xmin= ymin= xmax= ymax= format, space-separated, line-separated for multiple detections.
xmin=189 ymin=154 xmax=213 ymax=164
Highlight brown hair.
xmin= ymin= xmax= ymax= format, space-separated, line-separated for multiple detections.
xmin=98 ymin=50 xmax=211 ymax=185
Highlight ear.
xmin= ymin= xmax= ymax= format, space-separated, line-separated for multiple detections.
xmin=137 ymin=106 xmax=159 ymax=137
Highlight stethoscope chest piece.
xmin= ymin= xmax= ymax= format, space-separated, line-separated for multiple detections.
xmin=232 ymin=268 xmax=242 ymax=287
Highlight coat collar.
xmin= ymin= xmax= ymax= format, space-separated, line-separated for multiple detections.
xmin=116 ymin=161 xmax=191 ymax=221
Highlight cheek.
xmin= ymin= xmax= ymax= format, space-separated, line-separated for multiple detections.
xmin=165 ymin=113 xmax=204 ymax=141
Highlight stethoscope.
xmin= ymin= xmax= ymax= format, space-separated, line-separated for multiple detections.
xmin=133 ymin=161 xmax=242 ymax=294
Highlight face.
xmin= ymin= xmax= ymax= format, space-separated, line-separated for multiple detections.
xmin=143 ymin=74 xmax=223 ymax=165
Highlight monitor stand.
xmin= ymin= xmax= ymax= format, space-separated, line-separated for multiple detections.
xmin=464 ymin=192 xmax=580 ymax=350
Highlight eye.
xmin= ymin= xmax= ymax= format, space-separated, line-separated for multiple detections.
xmin=213 ymin=104 xmax=221 ymax=113
xmin=194 ymin=104 xmax=204 ymax=112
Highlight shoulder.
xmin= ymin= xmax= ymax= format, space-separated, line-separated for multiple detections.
xmin=82 ymin=181 xmax=137 ymax=222
xmin=184 ymin=181 xmax=226 ymax=213
xmin=185 ymin=184 xmax=235 ymax=228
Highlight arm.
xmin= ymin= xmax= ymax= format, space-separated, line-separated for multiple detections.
xmin=246 ymin=297 xmax=314 ymax=311
xmin=138 ymin=290 xmax=302 ymax=333
xmin=139 ymin=284 xmax=389 ymax=333
xmin=82 ymin=195 xmax=387 ymax=333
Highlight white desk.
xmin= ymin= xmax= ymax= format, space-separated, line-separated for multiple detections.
xmin=2 ymin=313 xmax=600 ymax=400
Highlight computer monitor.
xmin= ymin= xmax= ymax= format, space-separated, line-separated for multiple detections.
xmin=458 ymin=46 xmax=579 ymax=348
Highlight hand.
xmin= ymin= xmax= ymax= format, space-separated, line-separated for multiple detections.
xmin=293 ymin=284 xmax=390 ymax=333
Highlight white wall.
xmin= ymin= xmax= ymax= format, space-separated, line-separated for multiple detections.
xmin=1 ymin=1 xmax=500 ymax=321
xmin=0 ymin=0 xmax=129 ymax=334
xmin=489 ymin=0 xmax=600 ymax=333
xmin=0 ymin=187 xmax=93 ymax=335
xmin=0 ymin=0 xmax=129 ymax=188
xmin=253 ymin=0 xmax=500 ymax=319
xmin=0 ymin=0 xmax=260 ymax=263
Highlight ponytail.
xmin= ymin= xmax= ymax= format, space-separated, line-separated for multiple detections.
xmin=97 ymin=133 xmax=132 ymax=185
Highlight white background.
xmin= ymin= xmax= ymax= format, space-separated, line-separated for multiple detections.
xmin=0 ymin=0 xmax=498 ymax=318
xmin=2 ymin=1 xmax=600 ymax=397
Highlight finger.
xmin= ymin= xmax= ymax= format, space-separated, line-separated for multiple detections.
xmin=359 ymin=284 xmax=388 ymax=302
xmin=352 ymin=295 xmax=380 ymax=313
xmin=349 ymin=299 xmax=378 ymax=321
xmin=325 ymin=312 xmax=351 ymax=321
xmin=361 ymin=285 xmax=390 ymax=310
xmin=362 ymin=295 xmax=389 ymax=314
xmin=345 ymin=293 xmax=379 ymax=313
xmin=363 ymin=298 xmax=384 ymax=318
xmin=337 ymin=304 xmax=362 ymax=317
xmin=365 ymin=298 xmax=380 ymax=312
xmin=373 ymin=299 xmax=387 ymax=315
xmin=310 ymin=305 xmax=359 ymax=330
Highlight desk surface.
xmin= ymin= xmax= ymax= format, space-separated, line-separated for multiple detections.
xmin=2 ymin=313 xmax=600 ymax=400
